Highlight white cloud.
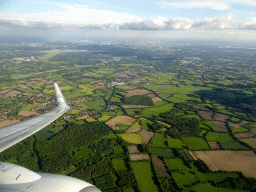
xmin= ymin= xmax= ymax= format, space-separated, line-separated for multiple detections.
xmin=0 ymin=3 xmax=256 ymax=31
xmin=0 ymin=3 xmax=143 ymax=28
xmin=158 ymin=0 xmax=256 ymax=10
xmin=120 ymin=15 xmax=255 ymax=30
xmin=158 ymin=1 xmax=229 ymax=10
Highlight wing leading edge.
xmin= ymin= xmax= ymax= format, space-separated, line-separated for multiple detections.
xmin=0 ymin=83 xmax=70 ymax=153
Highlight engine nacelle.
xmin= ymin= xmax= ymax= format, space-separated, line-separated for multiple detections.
xmin=0 ymin=162 xmax=101 ymax=192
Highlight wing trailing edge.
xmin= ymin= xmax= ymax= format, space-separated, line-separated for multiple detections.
xmin=0 ymin=83 xmax=70 ymax=153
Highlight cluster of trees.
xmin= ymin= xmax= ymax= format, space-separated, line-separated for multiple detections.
xmin=158 ymin=177 xmax=179 ymax=192
xmin=0 ymin=120 xmax=139 ymax=191
xmin=210 ymin=173 xmax=256 ymax=191
xmin=123 ymin=95 xmax=154 ymax=106
xmin=152 ymin=112 xmax=200 ymax=138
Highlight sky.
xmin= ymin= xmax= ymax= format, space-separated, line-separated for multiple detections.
xmin=0 ymin=0 xmax=256 ymax=41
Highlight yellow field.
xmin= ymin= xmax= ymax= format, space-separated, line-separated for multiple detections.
xmin=130 ymin=122 xmax=141 ymax=129
xmin=60 ymin=86 xmax=73 ymax=91
xmin=86 ymin=117 xmax=97 ymax=122
xmin=118 ymin=133 xmax=142 ymax=144
xmin=79 ymin=85 xmax=94 ymax=94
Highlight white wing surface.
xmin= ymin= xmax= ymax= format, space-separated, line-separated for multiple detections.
xmin=0 ymin=83 xmax=70 ymax=153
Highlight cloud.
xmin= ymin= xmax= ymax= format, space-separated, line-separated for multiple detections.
xmin=158 ymin=1 xmax=229 ymax=10
xmin=158 ymin=0 xmax=256 ymax=10
xmin=9 ymin=4 xmax=142 ymax=26
xmin=0 ymin=3 xmax=256 ymax=31
xmin=120 ymin=15 xmax=256 ymax=30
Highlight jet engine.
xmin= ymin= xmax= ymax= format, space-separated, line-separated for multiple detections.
xmin=0 ymin=162 xmax=101 ymax=192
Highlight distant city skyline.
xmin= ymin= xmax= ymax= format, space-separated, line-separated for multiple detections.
xmin=0 ymin=0 xmax=256 ymax=41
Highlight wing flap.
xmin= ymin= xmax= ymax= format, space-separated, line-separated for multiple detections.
xmin=0 ymin=83 xmax=70 ymax=153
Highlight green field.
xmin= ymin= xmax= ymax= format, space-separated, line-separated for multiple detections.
xmin=140 ymin=118 xmax=154 ymax=130
xmin=98 ymin=115 xmax=112 ymax=122
xmin=203 ymin=121 xmax=217 ymax=131
xmin=114 ymin=145 xmax=124 ymax=154
xmin=150 ymin=133 xmax=167 ymax=148
xmin=79 ymin=84 xmax=94 ymax=94
xmin=67 ymin=110 xmax=80 ymax=115
xmin=131 ymin=162 xmax=159 ymax=192
xmin=230 ymin=117 xmax=242 ymax=123
xmin=143 ymin=84 xmax=209 ymax=96
xmin=181 ymin=137 xmax=210 ymax=150
xmin=118 ymin=133 xmax=142 ymax=144
xmin=126 ymin=108 xmax=141 ymax=116
xmin=84 ymin=98 xmax=105 ymax=111
xmin=142 ymin=103 xmax=173 ymax=118
xmin=230 ymin=126 xmax=248 ymax=134
xmin=171 ymin=171 xmax=199 ymax=188
xmin=190 ymin=183 xmax=247 ymax=192
xmin=147 ymin=72 xmax=176 ymax=84
xmin=206 ymin=132 xmax=249 ymax=150
xmin=130 ymin=122 xmax=141 ymax=129
xmin=117 ymin=124 xmax=130 ymax=130
xmin=151 ymin=147 xmax=176 ymax=158
xmin=112 ymin=159 xmax=127 ymax=171
xmin=164 ymin=158 xmax=188 ymax=171
xmin=86 ymin=117 xmax=97 ymax=122
xmin=20 ymin=102 xmax=40 ymax=111
xmin=167 ymin=136 xmax=186 ymax=149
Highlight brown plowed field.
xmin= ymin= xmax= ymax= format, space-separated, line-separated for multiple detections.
xmin=122 ymin=105 xmax=150 ymax=109
xmin=106 ymin=115 xmax=136 ymax=127
xmin=240 ymin=138 xmax=256 ymax=149
xmin=235 ymin=132 xmax=254 ymax=139
xmin=128 ymin=145 xmax=142 ymax=153
xmin=0 ymin=120 xmax=20 ymax=128
xmin=77 ymin=115 xmax=89 ymax=120
xmin=126 ymin=89 xmax=151 ymax=97
xmin=198 ymin=110 xmax=214 ymax=120
xmin=152 ymin=97 xmax=162 ymax=102
xmin=194 ymin=151 xmax=256 ymax=178
xmin=193 ymin=105 xmax=208 ymax=111
xmin=193 ymin=105 xmax=215 ymax=120
xmin=126 ymin=128 xmax=141 ymax=133
xmin=18 ymin=111 xmax=39 ymax=117
xmin=152 ymin=155 xmax=170 ymax=177
xmin=214 ymin=113 xmax=230 ymax=121
xmin=213 ymin=121 xmax=228 ymax=132
xmin=0 ymin=89 xmax=11 ymax=94
xmin=139 ymin=129 xmax=155 ymax=144
xmin=230 ymin=121 xmax=251 ymax=129
xmin=130 ymin=154 xmax=150 ymax=161
xmin=208 ymin=142 xmax=221 ymax=150
xmin=26 ymin=80 xmax=39 ymax=85
xmin=6 ymin=90 xmax=21 ymax=97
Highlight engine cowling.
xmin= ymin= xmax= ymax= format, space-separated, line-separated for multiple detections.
xmin=0 ymin=162 xmax=101 ymax=192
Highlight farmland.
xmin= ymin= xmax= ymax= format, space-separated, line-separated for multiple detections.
xmin=181 ymin=137 xmax=210 ymax=150
xmin=131 ymin=162 xmax=159 ymax=192
xmin=118 ymin=133 xmax=143 ymax=144
xmin=1 ymin=40 xmax=256 ymax=191
xmin=193 ymin=151 xmax=256 ymax=179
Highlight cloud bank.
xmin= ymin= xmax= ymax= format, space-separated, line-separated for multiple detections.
xmin=0 ymin=3 xmax=256 ymax=30
xmin=158 ymin=0 xmax=256 ymax=10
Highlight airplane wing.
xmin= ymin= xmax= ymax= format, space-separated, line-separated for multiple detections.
xmin=0 ymin=83 xmax=70 ymax=153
